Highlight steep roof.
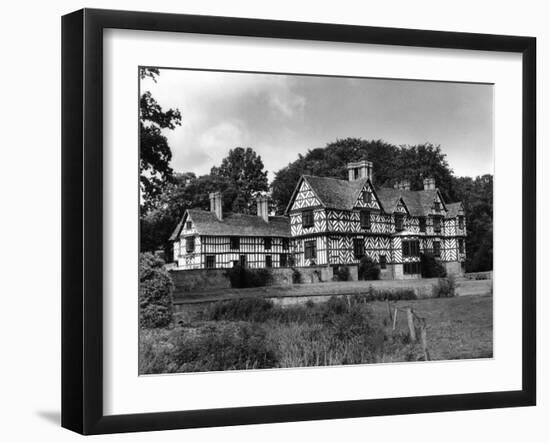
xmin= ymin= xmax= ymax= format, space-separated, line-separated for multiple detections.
xmin=171 ymin=209 xmax=290 ymax=240
xmin=375 ymin=188 xmax=403 ymax=213
xmin=446 ymin=202 xmax=463 ymax=218
xmin=299 ymin=175 xmax=369 ymax=211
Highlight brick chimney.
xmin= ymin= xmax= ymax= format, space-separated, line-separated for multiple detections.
xmin=394 ymin=180 xmax=410 ymax=191
xmin=256 ymin=195 xmax=269 ymax=222
xmin=347 ymin=160 xmax=373 ymax=182
xmin=423 ymin=178 xmax=436 ymax=190
xmin=209 ymin=192 xmax=223 ymax=220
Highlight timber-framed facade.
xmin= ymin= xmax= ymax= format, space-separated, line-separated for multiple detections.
xmin=170 ymin=160 xmax=467 ymax=278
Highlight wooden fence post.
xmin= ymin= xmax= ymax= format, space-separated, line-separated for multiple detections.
xmin=406 ymin=308 xmax=416 ymax=343
xmin=420 ymin=320 xmax=430 ymax=361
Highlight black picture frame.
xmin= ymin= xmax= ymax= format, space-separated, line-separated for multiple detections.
xmin=61 ymin=8 xmax=536 ymax=435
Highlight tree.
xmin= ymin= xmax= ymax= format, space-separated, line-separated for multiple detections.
xmin=452 ymin=174 xmax=493 ymax=272
xmin=271 ymin=138 xmax=401 ymax=214
xmin=270 ymin=138 xmax=456 ymax=214
xmin=211 ymin=147 xmax=269 ymax=213
xmin=139 ymin=68 xmax=182 ymax=211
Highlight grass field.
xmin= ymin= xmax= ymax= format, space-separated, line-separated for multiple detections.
xmin=140 ymin=294 xmax=492 ymax=374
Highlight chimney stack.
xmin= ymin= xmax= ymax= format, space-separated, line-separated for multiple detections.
xmin=256 ymin=195 xmax=269 ymax=223
xmin=209 ymin=192 xmax=223 ymax=220
xmin=423 ymin=178 xmax=436 ymax=190
xmin=347 ymin=160 xmax=373 ymax=182
xmin=394 ymin=180 xmax=411 ymax=191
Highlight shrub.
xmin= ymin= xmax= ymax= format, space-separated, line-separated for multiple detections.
xmin=206 ymin=298 xmax=275 ymax=322
xmin=358 ymin=256 xmax=380 ymax=280
xmin=432 ymin=276 xmax=456 ymax=298
xmin=291 ymin=267 xmax=302 ymax=284
xmin=420 ymin=253 xmax=447 ymax=278
xmin=139 ymin=252 xmax=174 ymax=328
xmin=226 ymin=264 xmax=273 ymax=288
xmin=173 ymin=322 xmax=278 ymax=372
xmin=351 ymin=289 xmax=416 ymax=303
xmin=333 ymin=265 xmax=351 ymax=282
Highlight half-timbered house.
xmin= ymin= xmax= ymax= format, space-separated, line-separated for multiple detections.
xmin=170 ymin=160 xmax=466 ymax=279
xmin=170 ymin=192 xmax=291 ymax=270
xmin=285 ymin=161 xmax=466 ymax=278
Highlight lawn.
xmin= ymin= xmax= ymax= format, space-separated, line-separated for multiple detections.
xmin=139 ymin=294 xmax=493 ymax=374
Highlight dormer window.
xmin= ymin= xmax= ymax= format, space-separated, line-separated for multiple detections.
xmin=434 ymin=201 xmax=441 ymax=212
xmin=185 ymin=221 xmax=192 ymax=230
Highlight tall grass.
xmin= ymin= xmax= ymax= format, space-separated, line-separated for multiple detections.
xmin=140 ymin=296 xmax=425 ymax=374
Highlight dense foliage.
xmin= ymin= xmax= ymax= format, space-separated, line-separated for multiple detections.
xmin=139 ymin=68 xmax=182 ymax=210
xmin=420 ymin=252 xmax=447 ymax=278
xmin=139 ymin=253 xmax=174 ymax=328
xmin=358 ymin=256 xmax=381 ymax=280
xmin=225 ymin=264 xmax=273 ymax=288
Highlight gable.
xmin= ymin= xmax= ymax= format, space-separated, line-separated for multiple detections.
xmin=353 ymin=181 xmax=381 ymax=210
xmin=395 ymin=198 xmax=410 ymax=215
xmin=430 ymin=191 xmax=447 ymax=214
xmin=289 ymin=178 xmax=321 ymax=211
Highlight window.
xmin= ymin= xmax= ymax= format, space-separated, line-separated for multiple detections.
xmin=403 ymin=262 xmax=421 ymax=274
xmin=360 ymin=210 xmax=371 ymax=230
xmin=185 ymin=236 xmax=195 ymax=253
xmin=264 ymin=237 xmax=272 ymax=250
xmin=433 ymin=216 xmax=442 ymax=234
xmin=458 ymin=215 xmax=465 ymax=230
xmin=280 ymin=253 xmax=288 ymax=267
xmin=379 ymin=255 xmax=387 ymax=270
xmin=402 ymin=240 xmax=419 ymax=257
xmin=185 ymin=221 xmax=192 ymax=230
xmin=304 ymin=240 xmax=317 ymax=260
xmin=363 ymin=191 xmax=372 ymax=205
xmin=434 ymin=201 xmax=441 ymax=212
xmin=302 ymin=210 xmax=314 ymax=228
xmin=282 ymin=238 xmax=289 ymax=250
xmin=354 ymin=168 xmax=359 ymax=179
xmin=353 ymin=238 xmax=365 ymax=259
xmin=459 ymin=238 xmax=465 ymax=254
xmin=433 ymin=241 xmax=441 ymax=258
xmin=395 ymin=214 xmax=404 ymax=232
xmin=230 ymin=236 xmax=240 ymax=250
xmin=419 ymin=217 xmax=426 ymax=233
xmin=205 ymin=255 xmax=215 ymax=269
xmin=265 ymin=255 xmax=272 ymax=268
xmin=239 ymin=255 xmax=247 ymax=267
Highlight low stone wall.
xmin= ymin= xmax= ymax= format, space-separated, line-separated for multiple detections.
xmin=170 ymin=265 xmax=335 ymax=294
xmin=169 ymin=268 xmax=231 ymax=293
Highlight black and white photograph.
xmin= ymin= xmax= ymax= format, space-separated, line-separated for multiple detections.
xmin=138 ymin=67 xmax=494 ymax=374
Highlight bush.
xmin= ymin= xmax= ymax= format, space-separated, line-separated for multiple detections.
xmin=206 ymin=298 xmax=275 ymax=322
xmin=291 ymin=267 xmax=302 ymax=284
xmin=358 ymin=256 xmax=380 ymax=280
xmin=420 ymin=253 xmax=447 ymax=278
xmin=226 ymin=264 xmax=273 ymax=288
xmin=174 ymin=322 xmax=278 ymax=373
xmin=432 ymin=276 xmax=456 ymax=298
xmin=333 ymin=265 xmax=351 ymax=281
xmin=139 ymin=253 xmax=174 ymax=328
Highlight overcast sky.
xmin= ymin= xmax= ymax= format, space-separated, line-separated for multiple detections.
xmin=141 ymin=68 xmax=493 ymax=181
